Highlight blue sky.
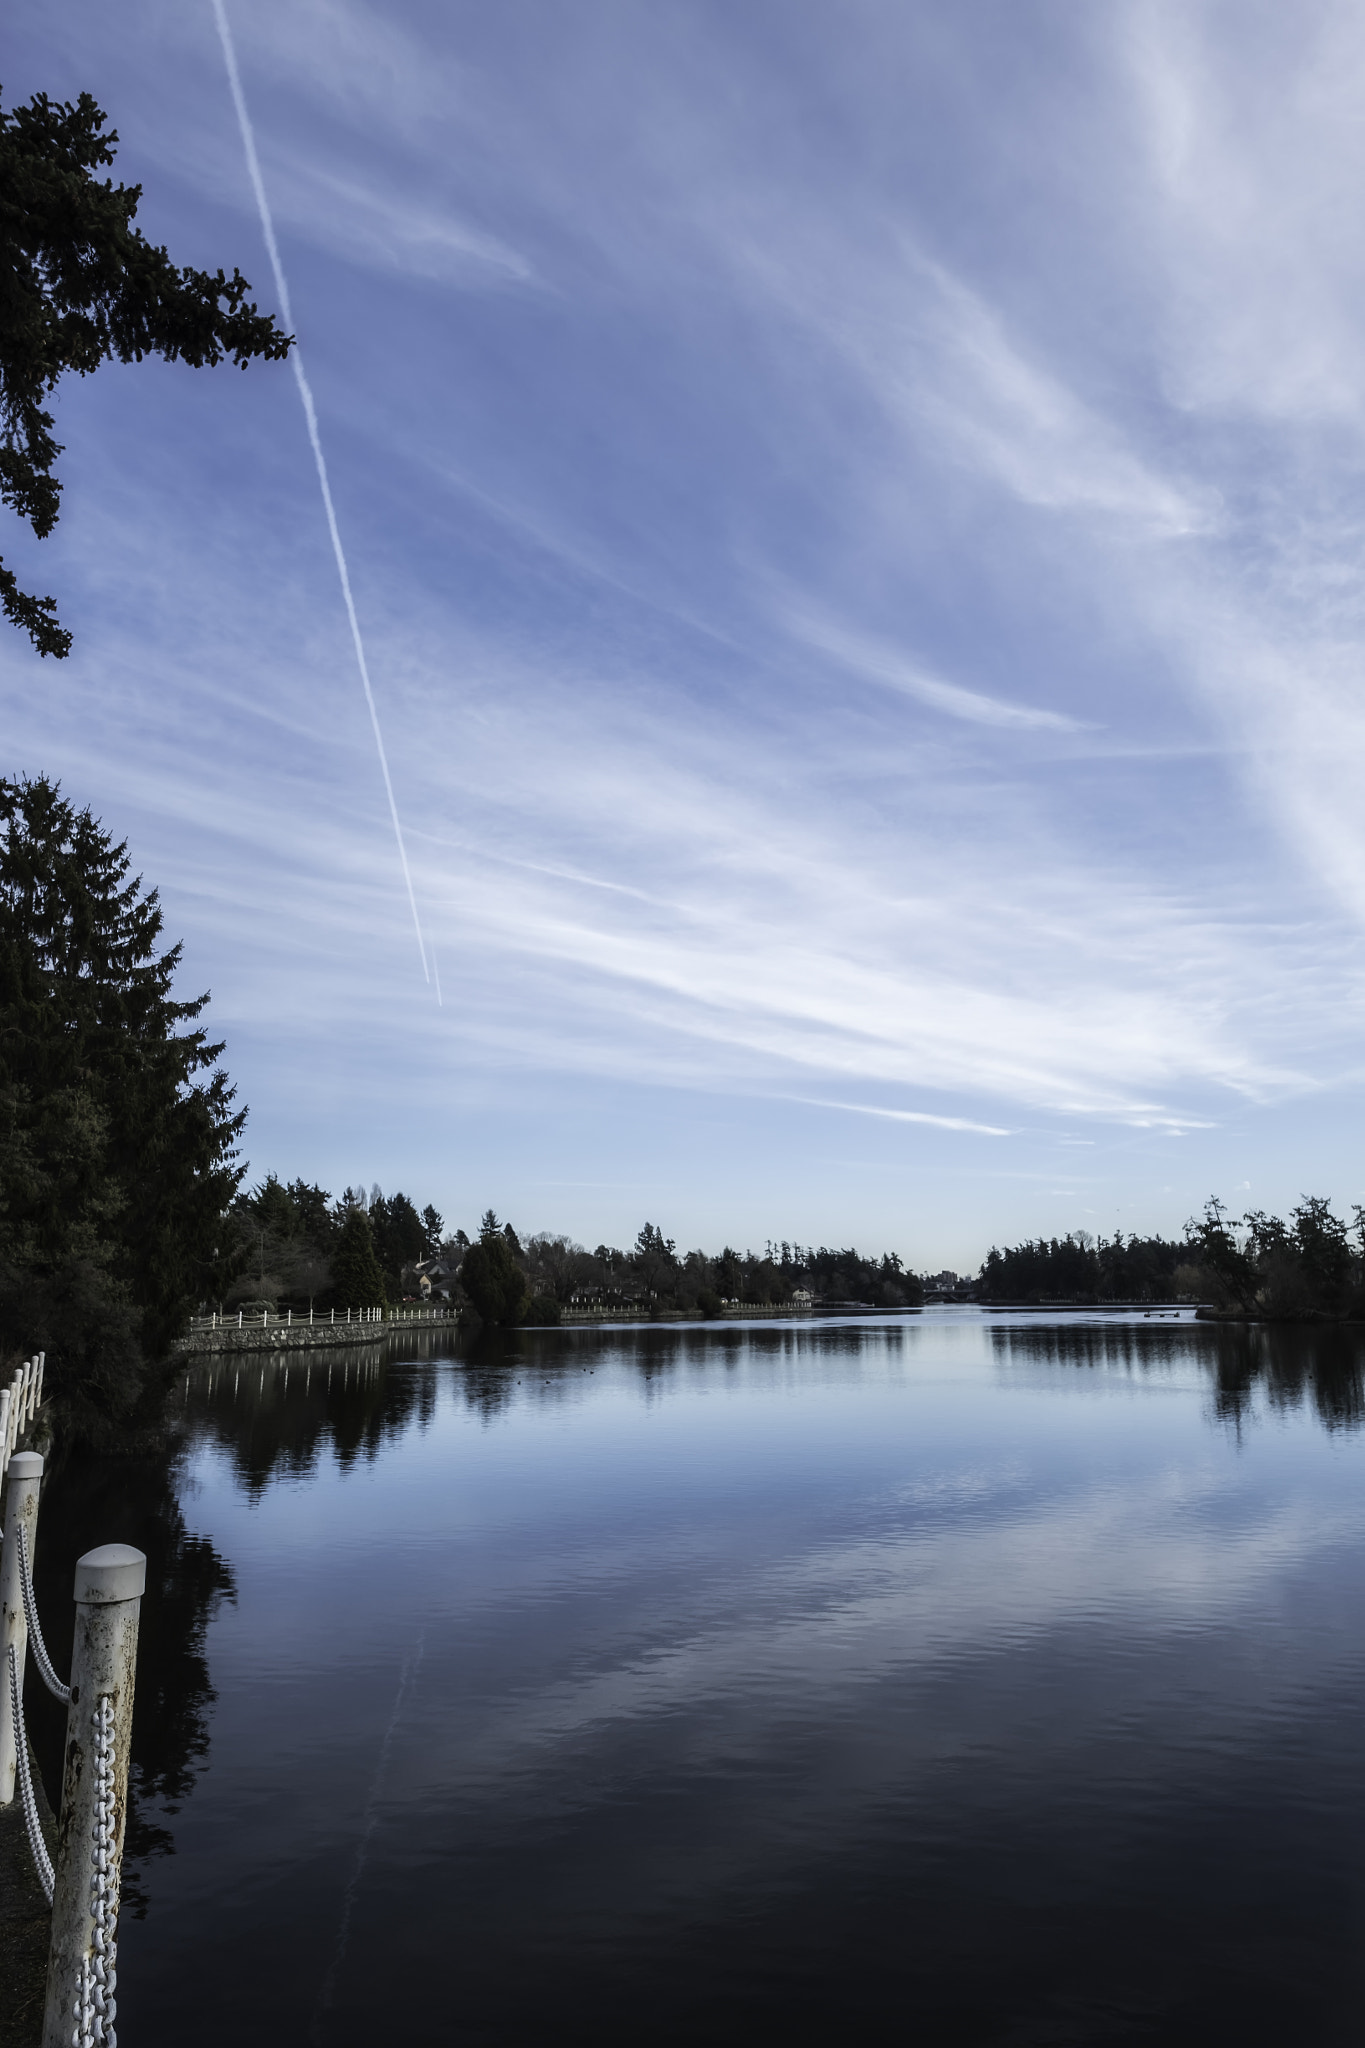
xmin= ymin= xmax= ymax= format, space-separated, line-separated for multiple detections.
xmin=7 ymin=0 xmax=1365 ymax=1266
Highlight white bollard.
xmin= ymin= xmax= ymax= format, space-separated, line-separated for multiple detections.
xmin=0 ymin=1388 xmax=11 ymax=1481
xmin=43 ymin=1545 xmax=146 ymax=2048
xmin=0 ymin=1450 xmax=43 ymax=1804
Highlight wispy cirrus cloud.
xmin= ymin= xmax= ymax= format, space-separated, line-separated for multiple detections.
xmin=780 ymin=609 xmax=1088 ymax=732
xmin=800 ymin=1102 xmax=1012 ymax=1137
xmin=9 ymin=0 xmax=1365 ymax=1255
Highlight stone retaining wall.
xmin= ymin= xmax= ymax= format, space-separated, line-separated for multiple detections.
xmin=175 ymin=1314 xmax=456 ymax=1356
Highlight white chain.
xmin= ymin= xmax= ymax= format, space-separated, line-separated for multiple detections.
xmin=74 ymin=1693 xmax=119 ymax=2048
xmin=7 ymin=1639 xmax=54 ymax=1904
xmin=17 ymin=1523 xmax=72 ymax=1702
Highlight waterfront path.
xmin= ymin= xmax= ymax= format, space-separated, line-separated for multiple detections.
xmin=176 ymin=1306 xmax=456 ymax=1356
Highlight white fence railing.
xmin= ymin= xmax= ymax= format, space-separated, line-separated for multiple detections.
xmin=186 ymin=1304 xmax=454 ymax=1335
xmin=1 ymin=1349 xmax=145 ymax=2046
xmin=0 ymin=1351 xmax=44 ymax=1487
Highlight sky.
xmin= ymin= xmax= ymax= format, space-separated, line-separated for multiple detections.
xmin=6 ymin=0 xmax=1365 ymax=1268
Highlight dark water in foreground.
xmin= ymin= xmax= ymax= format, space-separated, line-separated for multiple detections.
xmin=26 ymin=1310 xmax=1365 ymax=2045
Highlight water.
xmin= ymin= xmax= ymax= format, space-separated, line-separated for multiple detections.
xmin=25 ymin=1310 xmax=1365 ymax=2045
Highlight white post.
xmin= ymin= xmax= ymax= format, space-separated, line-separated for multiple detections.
xmin=43 ymin=1545 xmax=146 ymax=2048
xmin=0 ymin=1450 xmax=43 ymax=1804
xmin=0 ymin=1388 xmax=11 ymax=1482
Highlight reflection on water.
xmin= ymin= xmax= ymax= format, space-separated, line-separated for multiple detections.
xmin=27 ymin=1437 xmax=235 ymax=1912
xmin=990 ymin=1314 xmax=1365 ymax=1432
xmin=26 ymin=1314 xmax=1365 ymax=2045
xmin=185 ymin=1339 xmax=440 ymax=1494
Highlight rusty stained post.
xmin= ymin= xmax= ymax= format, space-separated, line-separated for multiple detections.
xmin=42 ymin=1545 xmax=146 ymax=2048
xmin=0 ymin=1450 xmax=44 ymax=1803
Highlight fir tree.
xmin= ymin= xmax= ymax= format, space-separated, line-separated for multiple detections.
xmin=0 ymin=776 xmax=246 ymax=1416
xmin=0 ymin=88 xmax=292 ymax=655
xmin=459 ymin=1229 xmax=527 ymax=1327
xmin=331 ymin=1206 xmax=387 ymax=1310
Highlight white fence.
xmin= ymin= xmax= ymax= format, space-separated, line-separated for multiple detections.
xmin=0 ymin=1351 xmax=44 ymax=1487
xmin=187 ymin=1304 xmax=455 ymax=1335
xmin=1 ymin=1348 xmax=145 ymax=2046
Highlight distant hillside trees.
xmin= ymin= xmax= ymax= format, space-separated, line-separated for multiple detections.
xmin=506 ymin=1227 xmax=924 ymax=1319
xmin=980 ymin=1199 xmax=1365 ymax=1320
xmin=219 ymin=1188 xmax=928 ymax=1327
xmin=978 ymin=1231 xmax=1193 ymax=1304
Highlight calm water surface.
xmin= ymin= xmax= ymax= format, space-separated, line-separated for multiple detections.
xmin=27 ymin=1310 xmax=1365 ymax=2045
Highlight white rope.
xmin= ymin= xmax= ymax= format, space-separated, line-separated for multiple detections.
xmin=74 ymin=1693 xmax=119 ymax=2048
xmin=18 ymin=1523 xmax=72 ymax=1703
xmin=7 ymin=1640 xmax=54 ymax=1905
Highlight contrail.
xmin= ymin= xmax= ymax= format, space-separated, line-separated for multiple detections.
xmin=309 ymin=1632 xmax=426 ymax=2042
xmin=212 ymin=0 xmax=434 ymax=992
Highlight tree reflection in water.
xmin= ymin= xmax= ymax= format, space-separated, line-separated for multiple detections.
xmin=28 ymin=1434 xmax=235 ymax=1914
xmin=25 ymin=1336 xmax=446 ymax=1912
xmin=25 ymin=1313 xmax=1365 ymax=1925
xmin=990 ymin=1317 xmax=1365 ymax=1433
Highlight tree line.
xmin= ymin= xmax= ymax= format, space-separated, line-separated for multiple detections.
xmin=979 ymin=1198 xmax=1365 ymax=1319
xmin=978 ymin=1231 xmax=1195 ymax=1304
xmin=0 ymin=774 xmax=925 ymax=1413
xmin=223 ymin=1190 xmax=926 ymax=1330
xmin=9 ymin=774 xmax=1365 ymax=1441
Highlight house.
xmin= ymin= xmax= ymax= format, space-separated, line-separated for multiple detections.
xmin=411 ymin=1255 xmax=458 ymax=1301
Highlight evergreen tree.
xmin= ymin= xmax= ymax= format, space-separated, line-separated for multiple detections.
xmin=368 ymin=1190 xmax=425 ymax=1292
xmin=0 ymin=776 xmax=246 ymax=1415
xmin=459 ymin=1229 xmax=528 ymax=1327
xmin=0 ymin=88 xmax=292 ymax=655
xmin=331 ymin=1206 xmax=386 ymax=1309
